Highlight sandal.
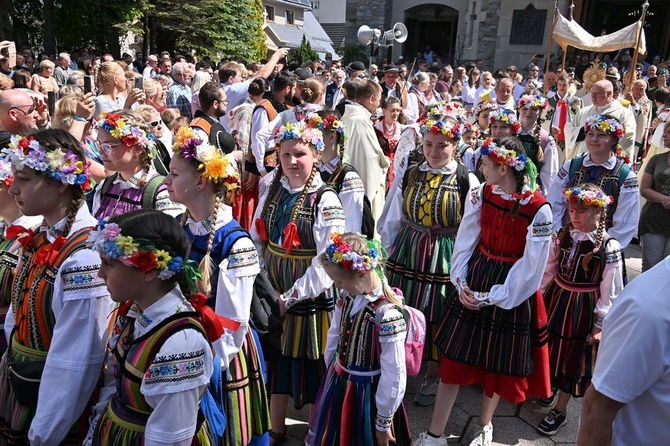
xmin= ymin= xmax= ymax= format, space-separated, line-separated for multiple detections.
xmin=269 ymin=428 xmax=287 ymax=445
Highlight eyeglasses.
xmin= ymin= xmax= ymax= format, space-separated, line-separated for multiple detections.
xmin=10 ymin=103 xmax=36 ymax=115
xmin=99 ymin=141 xmax=125 ymax=155
xmin=217 ymin=98 xmax=229 ymax=106
xmin=149 ymin=120 xmax=161 ymax=127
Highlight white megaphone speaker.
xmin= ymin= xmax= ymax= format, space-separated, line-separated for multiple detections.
xmin=358 ymin=25 xmax=381 ymax=46
xmin=383 ymin=22 xmax=408 ymax=44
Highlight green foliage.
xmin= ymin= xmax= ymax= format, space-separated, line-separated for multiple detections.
xmin=250 ymin=0 xmax=268 ymax=61
xmin=292 ymin=34 xmax=318 ymax=65
xmin=342 ymin=44 xmax=369 ymax=65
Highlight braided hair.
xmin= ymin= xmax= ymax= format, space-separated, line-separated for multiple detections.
xmin=492 ymin=136 xmax=528 ymax=219
xmin=532 ymin=114 xmax=545 ymax=163
xmin=196 ymin=191 xmax=223 ymax=297
xmin=32 ymin=129 xmax=87 ymax=236
xmin=317 ymin=109 xmax=345 ymax=171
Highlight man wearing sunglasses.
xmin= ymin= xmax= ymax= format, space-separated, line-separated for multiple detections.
xmin=191 ymin=81 xmax=236 ymax=154
xmin=0 ymin=89 xmax=41 ymax=147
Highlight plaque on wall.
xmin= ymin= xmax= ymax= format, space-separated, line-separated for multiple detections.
xmin=510 ymin=4 xmax=547 ymax=45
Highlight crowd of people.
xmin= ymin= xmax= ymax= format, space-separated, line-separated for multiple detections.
xmin=0 ymin=40 xmax=668 ymax=446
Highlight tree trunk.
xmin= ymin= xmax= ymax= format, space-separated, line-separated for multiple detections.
xmin=43 ymin=0 xmax=56 ymax=55
xmin=142 ymin=12 xmax=150 ymax=57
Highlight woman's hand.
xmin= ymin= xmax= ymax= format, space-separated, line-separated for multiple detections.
xmin=458 ymin=287 xmax=479 ymax=311
xmin=76 ymin=92 xmax=96 ymax=120
xmin=375 ymin=429 xmax=395 ymax=446
xmin=586 ymin=328 xmax=601 ymax=345
xmin=243 ymin=172 xmax=259 ymax=192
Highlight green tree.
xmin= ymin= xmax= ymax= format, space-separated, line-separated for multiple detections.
xmin=292 ymin=34 xmax=318 ymax=65
xmin=250 ymin=0 xmax=268 ymax=61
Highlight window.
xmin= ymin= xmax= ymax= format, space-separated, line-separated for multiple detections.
xmin=285 ymin=10 xmax=295 ymax=25
xmin=265 ymin=6 xmax=274 ymax=21
xmin=311 ymin=1 xmax=320 ymax=9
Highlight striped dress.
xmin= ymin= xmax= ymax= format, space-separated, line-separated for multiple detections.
xmin=185 ymin=217 xmax=271 ymax=445
xmin=93 ymin=305 xmax=214 ymax=446
xmin=543 ymin=232 xmax=622 ymax=397
xmin=306 ymin=292 xmax=411 ymax=446
xmin=0 ymin=228 xmax=100 ymax=445
xmin=0 ymin=235 xmax=22 ymax=356
xmin=435 ymin=185 xmax=552 ymax=403
xmin=258 ymin=179 xmax=344 ymax=409
xmin=385 ymin=164 xmax=465 ymax=362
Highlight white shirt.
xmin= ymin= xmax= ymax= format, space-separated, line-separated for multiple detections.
xmin=220 ymin=81 xmax=252 ymax=132
xmin=547 ymin=154 xmax=640 ymax=248
xmin=251 ymin=106 xmax=271 ymax=175
xmin=319 ymin=156 xmax=366 ymax=234
xmin=591 ymin=257 xmax=670 ymax=445
xmin=450 ymin=184 xmax=553 ymax=309
xmin=6 ymin=205 xmax=113 ymax=445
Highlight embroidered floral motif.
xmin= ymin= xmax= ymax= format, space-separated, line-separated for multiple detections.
xmin=227 ymin=248 xmax=259 ymax=269
xmin=532 ymin=222 xmax=552 ymax=237
xmin=322 ymin=206 xmax=345 ymax=221
xmin=622 ymin=177 xmax=639 ymax=189
xmin=606 ymin=250 xmax=622 ymax=263
xmin=379 ymin=316 xmax=406 ymax=337
xmin=375 ymin=413 xmax=393 ymax=430
xmin=144 ymin=349 xmax=206 ymax=385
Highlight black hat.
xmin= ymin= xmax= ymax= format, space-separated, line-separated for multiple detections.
xmin=383 ymin=64 xmax=399 ymax=73
xmin=636 ymin=63 xmax=644 ymax=70
xmin=293 ymin=67 xmax=313 ymax=82
xmin=346 ymin=61 xmax=366 ymax=72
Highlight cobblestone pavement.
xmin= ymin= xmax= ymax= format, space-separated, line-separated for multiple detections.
xmin=279 ymin=244 xmax=643 ymax=445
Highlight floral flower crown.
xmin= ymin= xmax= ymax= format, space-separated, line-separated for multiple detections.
xmin=564 ymin=187 xmax=613 ymax=208
xmin=480 ymin=137 xmax=528 ymax=172
xmin=489 ymin=109 xmax=522 ymax=133
xmin=420 ymin=119 xmax=462 ymax=140
xmin=426 ymin=102 xmax=466 ymax=124
xmin=95 ymin=112 xmax=155 ymax=151
xmin=584 ymin=115 xmax=625 ymax=141
xmin=325 ymin=233 xmax=379 ymax=273
xmin=462 ymin=123 xmax=481 ymax=138
xmin=518 ymin=94 xmax=547 ymax=109
xmin=3 ymin=135 xmax=92 ymax=191
xmin=475 ymin=101 xmax=497 ymax=116
xmin=0 ymin=158 xmax=13 ymax=188
xmin=88 ymin=220 xmax=185 ymax=280
xmin=173 ymin=127 xmax=239 ymax=191
xmin=306 ymin=113 xmax=346 ymax=139
xmin=273 ymin=120 xmax=325 ymax=152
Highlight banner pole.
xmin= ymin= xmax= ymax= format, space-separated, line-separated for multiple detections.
xmin=546 ymin=1 xmax=558 ymax=74
xmin=561 ymin=0 xmax=575 ymax=71
xmin=625 ymin=0 xmax=649 ymax=94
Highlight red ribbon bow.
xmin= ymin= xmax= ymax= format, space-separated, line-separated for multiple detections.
xmin=511 ymin=190 xmax=533 ymax=202
xmin=5 ymin=225 xmax=36 ymax=250
xmin=255 ymin=218 xmax=268 ymax=242
xmin=190 ymin=292 xmax=241 ymax=343
xmin=34 ymin=235 xmax=67 ymax=266
xmin=282 ymin=221 xmax=301 ymax=255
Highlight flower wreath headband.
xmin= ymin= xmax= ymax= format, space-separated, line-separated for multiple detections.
xmin=95 ymin=112 xmax=155 ymax=151
xmin=0 ymin=158 xmax=13 ymax=188
xmin=584 ymin=115 xmax=625 ymax=141
xmin=518 ymin=94 xmax=547 ymax=110
xmin=273 ymin=120 xmax=325 ymax=152
xmin=564 ymin=187 xmax=613 ymax=209
xmin=3 ymin=135 xmax=92 ymax=191
xmin=173 ymin=127 xmax=239 ymax=191
xmin=306 ymin=113 xmax=346 ymax=142
xmin=480 ymin=137 xmax=528 ymax=172
xmin=462 ymin=123 xmax=481 ymax=139
xmin=426 ymin=102 xmax=466 ymax=124
xmin=420 ymin=118 xmax=462 ymax=140
xmin=489 ymin=108 xmax=522 ymax=134
xmin=88 ymin=220 xmax=198 ymax=281
xmin=325 ymin=233 xmax=381 ymax=276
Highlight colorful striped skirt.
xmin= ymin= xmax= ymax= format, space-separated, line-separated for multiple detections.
xmin=386 ymin=221 xmax=457 ymax=362
xmin=544 ymin=275 xmax=599 ymax=398
xmin=305 ymin=362 xmax=411 ymax=446
xmin=93 ymin=395 xmax=215 ymax=446
xmin=221 ymin=328 xmax=271 ymax=446
xmin=434 ymin=246 xmax=551 ymax=403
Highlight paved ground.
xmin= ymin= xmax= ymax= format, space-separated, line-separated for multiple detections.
xmin=279 ymin=244 xmax=643 ymax=445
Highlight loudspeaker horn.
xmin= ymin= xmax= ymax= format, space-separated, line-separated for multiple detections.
xmin=358 ymin=25 xmax=381 ymax=46
xmin=384 ymin=22 xmax=408 ymax=44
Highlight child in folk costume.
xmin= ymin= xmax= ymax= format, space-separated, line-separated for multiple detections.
xmin=313 ymin=110 xmax=366 ymax=235
xmin=548 ymin=115 xmax=639 ymax=249
xmin=306 ymin=233 xmax=410 ymax=446
xmin=415 ymin=137 xmax=552 ymax=446
xmin=536 ymin=184 xmax=623 ymax=436
xmin=92 ymin=111 xmax=183 ymax=219
xmin=379 ymin=109 xmax=479 ymax=407
xmin=0 ymin=160 xmax=42 ymax=355
xmin=472 ymin=107 xmax=523 ymax=182
xmin=517 ymin=94 xmax=559 ymax=195
xmin=87 ymin=210 xmax=216 ymax=445
xmin=472 ymin=101 xmax=495 ymax=141
xmin=0 ymin=130 xmax=112 ymax=445
xmin=457 ymin=123 xmax=480 ymax=173
xmin=251 ymin=120 xmax=345 ymax=444
xmin=166 ymin=127 xmax=271 ymax=445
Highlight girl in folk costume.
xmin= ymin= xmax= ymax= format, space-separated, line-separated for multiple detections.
xmin=517 ymin=94 xmax=559 ymax=195
xmin=87 ymin=210 xmax=216 ymax=446
xmin=0 ymin=130 xmax=112 ymax=445
xmin=536 ymin=184 xmax=623 ymax=436
xmin=457 ymin=123 xmax=480 ymax=173
xmin=472 ymin=107 xmax=523 ymax=182
xmin=416 ymin=137 xmax=552 ymax=446
xmin=313 ymin=110 xmax=367 ymax=235
xmin=306 ymin=233 xmax=410 ymax=446
xmin=92 ymin=111 xmax=183 ymax=220
xmin=374 ymin=97 xmax=408 ymax=193
xmin=0 ymin=161 xmax=41 ymax=355
xmin=251 ymin=120 xmax=345 ymax=444
xmin=166 ymin=127 xmax=271 ymax=445
xmin=471 ymin=101 xmax=495 ymax=141
xmin=548 ymin=115 xmax=639 ymax=249
xmin=379 ymin=111 xmax=479 ymax=407
xmin=405 ymin=72 xmax=434 ymax=124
